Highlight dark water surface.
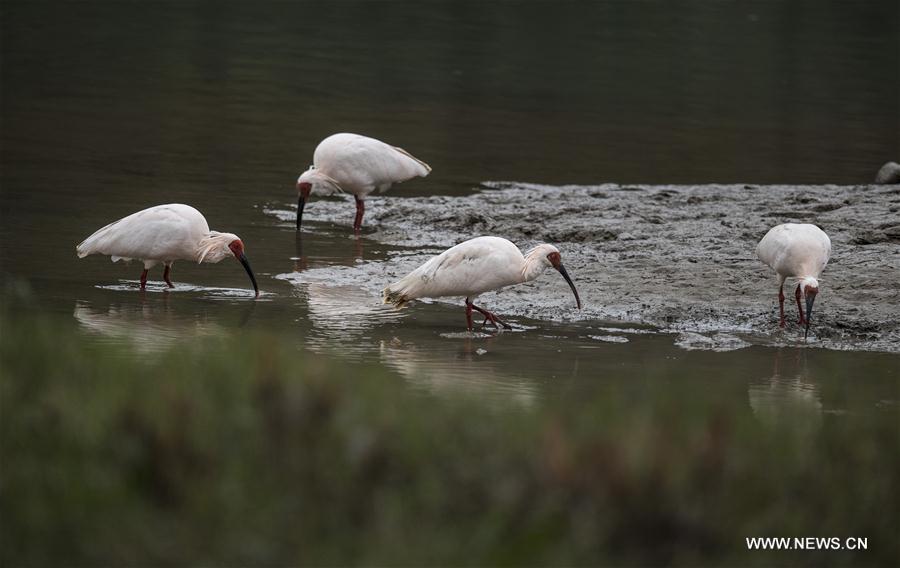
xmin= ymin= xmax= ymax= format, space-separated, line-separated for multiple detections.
xmin=2 ymin=1 xmax=898 ymax=410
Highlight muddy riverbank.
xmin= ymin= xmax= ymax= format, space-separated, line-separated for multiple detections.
xmin=268 ymin=182 xmax=900 ymax=353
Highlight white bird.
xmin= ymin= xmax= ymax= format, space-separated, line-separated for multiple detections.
xmin=383 ymin=236 xmax=582 ymax=331
xmin=76 ymin=203 xmax=259 ymax=296
xmin=296 ymin=132 xmax=431 ymax=232
xmin=757 ymin=223 xmax=831 ymax=337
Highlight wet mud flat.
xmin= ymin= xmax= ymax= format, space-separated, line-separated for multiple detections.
xmin=268 ymin=182 xmax=900 ymax=353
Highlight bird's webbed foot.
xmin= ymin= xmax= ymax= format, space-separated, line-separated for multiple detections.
xmin=472 ymin=305 xmax=512 ymax=330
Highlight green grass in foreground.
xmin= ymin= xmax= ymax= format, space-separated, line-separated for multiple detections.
xmin=1 ymin=301 xmax=897 ymax=567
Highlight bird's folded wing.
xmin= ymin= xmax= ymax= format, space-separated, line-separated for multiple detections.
xmin=373 ymin=146 xmax=431 ymax=192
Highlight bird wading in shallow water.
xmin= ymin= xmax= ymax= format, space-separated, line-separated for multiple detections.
xmin=757 ymin=223 xmax=831 ymax=337
xmin=383 ymin=236 xmax=582 ymax=331
xmin=76 ymin=204 xmax=260 ymax=297
xmin=296 ymin=132 xmax=431 ymax=232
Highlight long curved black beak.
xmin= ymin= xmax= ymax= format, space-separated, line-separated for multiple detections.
xmin=556 ymin=264 xmax=582 ymax=309
xmin=237 ymin=252 xmax=260 ymax=298
xmin=804 ymin=294 xmax=815 ymax=339
xmin=296 ymin=195 xmax=306 ymax=230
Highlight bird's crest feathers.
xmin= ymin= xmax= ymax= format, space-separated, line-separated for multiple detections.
xmin=298 ymin=167 xmax=345 ymax=195
xmin=800 ymin=276 xmax=820 ymax=292
xmin=197 ymin=231 xmax=240 ymax=264
xmin=521 ymin=243 xmax=560 ymax=281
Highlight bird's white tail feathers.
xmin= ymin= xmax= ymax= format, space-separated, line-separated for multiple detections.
xmin=76 ymin=219 xmax=124 ymax=259
xmin=382 ymin=273 xmax=420 ymax=308
xmin=382 ymin=287 xmax=410 ymax=308
xmin=392 ymin=146 xmax=432 ymax=177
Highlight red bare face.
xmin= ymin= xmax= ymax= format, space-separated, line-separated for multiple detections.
xmin=547 ymin=251 xmax=562 ymax=269
xmin=298 ymin=182 xmax=312 ymax=198
xmin=804 ymin=285 xmax=819 ymax=297
xmin=228 ymin=239 xmax=245 ymax=258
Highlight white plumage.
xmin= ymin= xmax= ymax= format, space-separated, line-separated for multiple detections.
xmin=295 ymin=132 xmax=431 ymax=231
xmin=757 ymin=223 xmax=831 ymax=336
xmin=383 ymin=236 xmax=582 ymax=331
xmin=76 ymin=203 xmax=259 ymax=296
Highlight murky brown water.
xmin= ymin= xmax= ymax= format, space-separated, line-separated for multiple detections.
xmin=2 ymin=1 xmax=898 ymax=416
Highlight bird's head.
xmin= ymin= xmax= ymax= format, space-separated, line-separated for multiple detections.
xmin=524 ymin=244 xmax=582 ymax=309
xmin=227 ymin=238 xmax=245 ymax=259
xmin=296 ymin=169 xmax=315 ymax=230
xmin=296 ymin=167 xmax=343 ymax=230
xmin=800 ymin=276 xmax=820 ymax=338
xmin=198 ymin=232 xmax=259 ymax=297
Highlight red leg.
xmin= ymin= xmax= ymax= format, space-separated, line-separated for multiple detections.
xmin=465 ymin=298 xmax=474 ymax=331
xmin=778 ymin=282 xmax=786 ymax=328
xmin=163 ymin=264 xmax=175 ymax=288
xmin=353 ymin=197 xmax=365 ymax=232
xmin=795 ymin=283 xmax=806 ymax=325
xmin=139 ymin=269 xmax=149 ymax=290
xmin=470 ymin=303 xmax=512 ymax=330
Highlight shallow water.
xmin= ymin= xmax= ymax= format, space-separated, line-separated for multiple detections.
xmin=2 ymin=1 xmax=898 ymax=413
xmin=267 ymin=182 xmax=900 ymax=353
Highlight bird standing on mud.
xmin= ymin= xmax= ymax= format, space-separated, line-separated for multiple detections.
xmin=296 ymin=133 xmax=431 ymax=232
xmin=757 ymin=223 xmax=831 ymax=337
xmin=383 ymin=236 xmax=582 ymax=331
xmin=76 ymin=204 xmax=260 ymax=297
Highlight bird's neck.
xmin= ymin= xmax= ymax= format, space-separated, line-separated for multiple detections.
xmin=521 ymin=253 xmax=547 ymax=283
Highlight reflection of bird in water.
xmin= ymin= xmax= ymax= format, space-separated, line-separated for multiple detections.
xmin=76 ymin=203 xmax=259 ymax=296
xmin=383 ymin=236 xmax=582 ymax=331
xmin=305 ymin=283 xmax=393 ymax=330
xmin=236 ymin=298 xmax=257 ymax=328
xmin=378 ymin=337 xmax=537 ymax=408
xmin=302 ymin=283 xmax=403 ymax=355
xmin=748 ymin=349 xmax=822 ymax=429
xmin=292 ymin=234 xmax=363 ymax=274
xmin=73 ymin=300 xmax=226 ymax=353
xmin=296 ymin=132 xmax=431 ymax=232
xmin=293 ymin=233 xmax=309 ymax=273
xmin=757 ymin=223 xmax=831 ymax=337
